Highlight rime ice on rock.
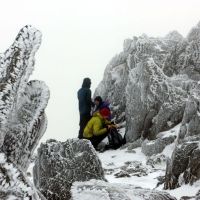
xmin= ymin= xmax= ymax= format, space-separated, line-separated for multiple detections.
xmin=0 ymin=25 xmax=49 ymax=199
xmin=33 ymin=139 xmax=105 ymax=200
xmin=71 ymin=179 xmax=177 ymax=200
xmin=0 ymin=153 xmax=46 ymax=200
xmin=3 ymin=80 xmax=49 ymax=171
xmin=0 ymin=25 xmax=50 ymax=171
xmin=165 ymin=84 xmax=200 ymax=189
xmin=95 ymin=21 xmax=200 ymax=143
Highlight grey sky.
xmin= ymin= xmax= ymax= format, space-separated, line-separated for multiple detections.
xmin=0 ymin=0 xmax=200 ymax=142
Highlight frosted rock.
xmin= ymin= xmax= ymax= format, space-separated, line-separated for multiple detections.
xmin=71 ymin=179 xmax=177 ymax=200
xmin=33 ymin=139 xmax=105 ymax=200
xmin=0 ymin=153 xmax=45 ymax=200
xmin=178 ymin=85 xmax=200 ymax=141
xmin=165 ymin=83 xmax=200 ymax=189
xmin=165 ymin=31 xmax=184 ymax=42
xmin=2 ymin=80 xmax=49 ymax=171
xmin=0 ymin=25 xmax=49 ymax=171
xmin=95 ymin=32 xmax=188 ymax=142
xmin=141 ymin=135 xmax=176 ymax=157
xmin=123 ymin=38 xmax=133 ymax=53
xmin=0 ymin=25 xmax=49 ymax=198
xmin=164 ymin=141 xmax=199 ymax=189
xmin=125 ymin=58 xmax=187 ymax=141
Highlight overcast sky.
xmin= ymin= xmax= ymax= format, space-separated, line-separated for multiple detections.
xmin=0 ymin=0 xmax=200 ymax=142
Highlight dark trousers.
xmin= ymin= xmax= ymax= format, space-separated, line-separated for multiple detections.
xmin=78 ymin=114 xmax=91 ymax=139
xmin=89 ymin=133 xmax=108 ymax=149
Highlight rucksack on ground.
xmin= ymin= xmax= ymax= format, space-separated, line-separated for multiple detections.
xmin=107 ymin=128 xmax=124 ymax=149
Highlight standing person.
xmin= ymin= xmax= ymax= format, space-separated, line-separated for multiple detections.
xmin=77 ymin=77 xmax=94 ymax=139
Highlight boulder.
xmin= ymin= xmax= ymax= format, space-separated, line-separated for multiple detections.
xmin=33 ymin=139 xmax=105 ymax=200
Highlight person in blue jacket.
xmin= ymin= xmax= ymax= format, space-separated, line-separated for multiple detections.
xmin=77 ymin=78 xmax=94 ymax=139
xmin=93 ymin=96 xmax=111 ymax=120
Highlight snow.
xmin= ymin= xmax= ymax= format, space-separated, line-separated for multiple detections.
xmin=161 ymin=181 xmax=200 ymax=199
xmin=98 ymin=147 xmax=163 ymax=189
xmin=97 ymin=125 xmax=199 ymax=199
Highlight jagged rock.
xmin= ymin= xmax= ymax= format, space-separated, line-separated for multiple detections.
xmin=0 ymin=25 xmax=49 ymax=171
xmin=183 ymin=147 xmax=200 ymax=185
xmin=119 ymin=161 xmax=149 ymax=177
xmin=181 ymin=22 xmax=200 ymax=80
xmin=164 ymin=141 xmax=199 ymax=189
xmin=2 ymin=80 xmax=49 ymax=171
xmin=165 ymin=82 xmax=200 ymax=189
xmin=95 ymin=22 xmax=200 ymax=143
xmin=146 ymin=154 xmax=167 ymax=168
xmin=125 ymin=58 xmax=187 ymax=141
xmin=33 ymin=139 xmax=105 ymax=200
xmin=95 ymin=33 xmax=188 ymax=142
xmin=142 ymin=135 xmax=176 ymax=156
xmin=0 ymin=153 xmax=45 ymax=200
xmin=71 ymin=179 xmax=177 ymax=200
xmin=165 ymin=31 xmax=184 ymax=42
xmin=114 ymin=170 xmax=131 ymax=178
xmin=178 ymin=84 xmax=200 ymax=142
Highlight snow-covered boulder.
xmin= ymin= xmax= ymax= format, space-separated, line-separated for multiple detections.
xmin=71 ymin=179 xmax=177 ymax=200
xmin=33 ymin=139 xmax=105 ymax=200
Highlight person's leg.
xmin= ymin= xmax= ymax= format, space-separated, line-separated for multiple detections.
xmin=78 ymin=114 xmax=91 ymax=139
xmin=89 ymin=133 xmax=108 ymax=149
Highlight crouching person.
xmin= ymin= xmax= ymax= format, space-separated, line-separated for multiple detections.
xmin=83 ymin=108 xmax=113 ymax=150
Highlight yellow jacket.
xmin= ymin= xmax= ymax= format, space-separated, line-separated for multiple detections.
xmin=83 ymin=112 xmax=110 ymax=138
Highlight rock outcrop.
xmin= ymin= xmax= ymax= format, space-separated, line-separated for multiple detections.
xmin=71 ymin=179 xmax=177 ymax=200
xmin=0 ymin=153 xmax=46 ymax=200
xmin=33 ymin=139 xmax=105 ymax=200
xmin=0 ymin=25 xmax=49 ymax=199
xmin=165 ymin=84 xmax=200 ymax=189
xmin=95 ymin=22 xmax=200 ymax=143
xmin=142 ymin=135 xmax=176 ymax=157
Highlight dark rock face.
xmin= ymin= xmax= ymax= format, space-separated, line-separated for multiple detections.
xmin=165 ymin=85 xmax=200 ymax=189
xmin=33 ymin=139 xmax=105 ymax=200
xmin=0 ymin=25 xmax=49 ymax=199
xmin=71 ymin=179 xmax=177 ymax=200
xmin=164 ymin=141 xmax=199 ymax=189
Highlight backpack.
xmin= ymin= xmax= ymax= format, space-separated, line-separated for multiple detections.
xmin=107 ymin=128 xmax=124 ymax=149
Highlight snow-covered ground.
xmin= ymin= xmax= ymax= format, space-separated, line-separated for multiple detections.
xmin=98 ymin=124 xmax=200 ymax=200
xmin=27 ymin=123 xmax=200 ymax=199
